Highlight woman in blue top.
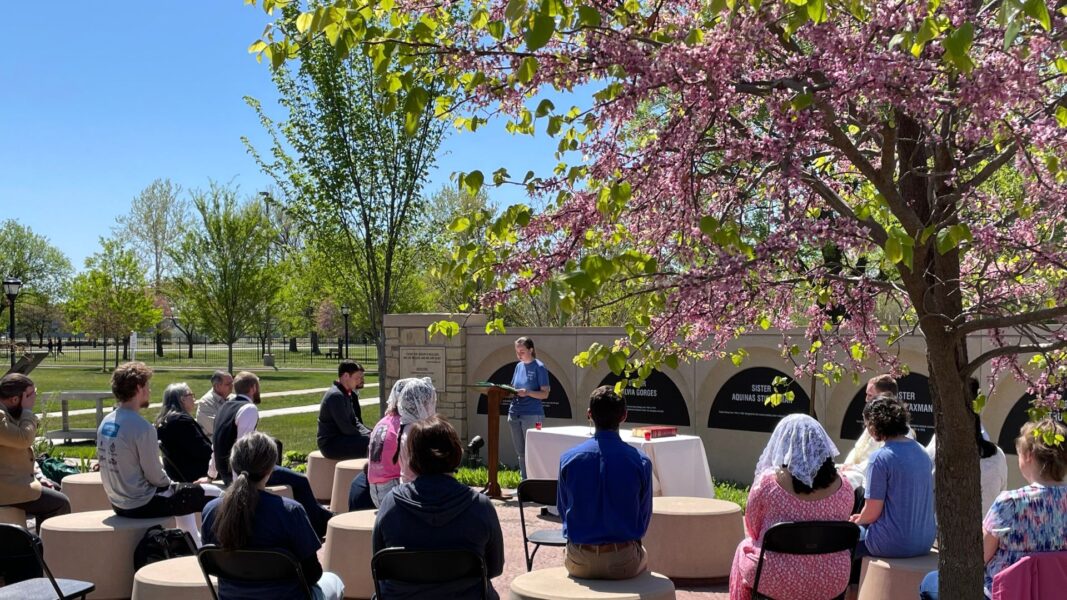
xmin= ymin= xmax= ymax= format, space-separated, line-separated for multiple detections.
xmin=202 ymin=432 xmax=344 ymax=600
xmin=509 ymin=337 xmax=551 ymax=479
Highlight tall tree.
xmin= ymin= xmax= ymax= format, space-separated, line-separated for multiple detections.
xmin=259 ymin=1 xmax=1067 ymax=594
xmin=170 ymin=184 xmax=281 ymax=373
xmin=245 ymin=10 xmax=447 ymax=407
xmin=0 ymin=220 xmax=72 ymax=322
xmin=113 ymin=178 xmax=189 ymax=356
xmin=67 ymin=239 xmax=161 ymax=370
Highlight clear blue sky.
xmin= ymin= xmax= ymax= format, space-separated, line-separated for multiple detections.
xmin=1 ymin=3 xmax=565 ymax=272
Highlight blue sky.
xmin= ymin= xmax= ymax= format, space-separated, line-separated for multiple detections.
xmin=1 ymin=3 xmax=566 ymax=271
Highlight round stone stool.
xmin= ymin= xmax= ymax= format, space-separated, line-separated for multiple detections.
xmin=330 ymin=458 xmax=368 ymax=513
xmin=643 ymin=497 xmax=743 ymax=582
xmin=266 ymin=484 xmax=293 ymax=499
xmin=132 ymin=555 xmax=215 ymax=600
xmin=308 ymin=450 xmax=341 ymax=502
xmin=63 ymin=471 xmax=113 ymax=513
xmin=0 ymin=505 xmax=26 ymax=525
xmin=323 ymin=509 xmax=376 ymax=599
xmin=42 ymin=509 xmax=174 ymax=599
xmin=509 ymin=567 xmax=676 ymax=600
xmin=857 ymin=551 xmax=939 ymax=600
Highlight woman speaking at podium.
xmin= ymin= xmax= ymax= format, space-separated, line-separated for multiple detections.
xmin=508 ymin=337 xmax=551 ymax=479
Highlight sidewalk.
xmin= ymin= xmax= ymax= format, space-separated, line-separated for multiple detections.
xmin=41 ymin=383 xmax=380 ymax=419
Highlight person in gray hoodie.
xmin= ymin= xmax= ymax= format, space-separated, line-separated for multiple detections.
xmin=372 ymin=415 xmax=504 ymax=599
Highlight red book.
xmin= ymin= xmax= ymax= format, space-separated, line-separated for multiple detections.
xmin=630 ymin=426 xmax=678 ymax=439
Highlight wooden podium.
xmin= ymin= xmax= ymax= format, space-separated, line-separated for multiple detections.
xmin=472 ymin=383 xmax=514 ymax=499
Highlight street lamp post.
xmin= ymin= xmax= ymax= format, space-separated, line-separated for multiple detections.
xmin=341 ymin=305 xmax=350 ymax=359
xmin=4 ymin=277 xmax=23 ymax=369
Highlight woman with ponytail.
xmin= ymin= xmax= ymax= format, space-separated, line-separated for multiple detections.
xmin=201 ymin=432 xmax=344 ymax=600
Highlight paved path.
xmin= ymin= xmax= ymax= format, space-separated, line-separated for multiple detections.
xmin=40 ymin=384 xmax=379 ymax=419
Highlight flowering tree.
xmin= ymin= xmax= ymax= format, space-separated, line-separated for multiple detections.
xmin=252 ymin=0 xmax=1067 ymax=593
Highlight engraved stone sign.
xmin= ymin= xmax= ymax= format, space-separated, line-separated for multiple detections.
xmin=399 ymin=347 xmax=447 ymax=389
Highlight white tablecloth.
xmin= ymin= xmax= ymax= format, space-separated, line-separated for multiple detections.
xmin=525 ymin=426 xmax=716 ymax=498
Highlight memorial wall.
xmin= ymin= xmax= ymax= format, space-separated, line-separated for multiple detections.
xmin=385 ymin=314 xmax=1037 ymax=488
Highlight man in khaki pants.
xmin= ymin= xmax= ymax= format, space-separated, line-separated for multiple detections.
xmin=557 ymin=386 xmax=652 ymax=579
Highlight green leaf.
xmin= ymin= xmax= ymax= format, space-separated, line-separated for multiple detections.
xmin=577 ymin=5 xmax=602 ymax=27
xmin=487 ymin=20 xmax=506 ymax=39
xmin=517 ymin=56 xmax=539 ymax=83
xmin=1023 ymin=0 xmax=1052 ymax=31
xmin=403 ymin=87 xmax=429 ymax=135
xmin=471 ymin=9 xmax=490 ymax=29
xmin=759 ymin=316 xmax=771 ymax=330
xmin=525 ymin=14 xmax=556 ymax=50
xmin=685 ymin=28 xmax=704 ymax=46
xmin=806 ymin=0 xmax=827 ymax=23
xmin=448 ymin=217 xmax=471 ymax=233
xmin=885 ymin=236 xmax=903 ymax=263
xmin=699 ymin=216 xmax=719 ymax=237
xmin=535 ymin=98 xmax=555 ymax=117
xmin=1056 ymin=105 xmax=1067 ymax=128
xmin=1055 ymin=58 xmax=1067 ymax=74
xmin=295 ymin=12 xmax=314 ymax=33
xmin=485 ymin=318 xmax=506 ymax=334
xmin=791 ymin=92 xmax=814 ymax=111
xmin=505 ymin=0 xmax=527 ymax=23
xmin=462 ymin=170 xmax=484 ymax=195
xmin=607 ymin=351 xmax=626 ymax=374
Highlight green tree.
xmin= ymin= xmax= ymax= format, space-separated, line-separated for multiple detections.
xmin=0 ymin=220 xmax=72 ymax=323
xmin=113 ymin=178 xmax=189 ymax=356
xmin=67 ymin=239 xmax=161 ymax=370
xmin=245 ymin=16 xmax=447 ymax=405
xmin=170 ymin=184 xmax=281 ymax=373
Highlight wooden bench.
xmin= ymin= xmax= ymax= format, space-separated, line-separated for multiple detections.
xmin=307 ymin=450 xmax=341 ymax=502
xmin=325 ymin=349 xmax=341 ymax=360
xmin=509 ymin=567 xmax=676 ymax=600
xmin=323 ymin=509 xmax=377 ymax=599
xmin=63 ymin=471 xmax=113 ymax=513
xmin=330 ymin=458 xmax=368 ymax=513
xmin=41 ymin=510 xmax=174 ymax=599
xmin=643 ymin=496 xmax=743 ymax=582
xmin=856 ymin=551 xmax=939 ymax=600
xmin=132 ymin=555 xmax=214 ymax=600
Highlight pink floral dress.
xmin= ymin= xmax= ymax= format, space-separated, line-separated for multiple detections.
xmin=729 ymin=470 xmax=854 ymax=600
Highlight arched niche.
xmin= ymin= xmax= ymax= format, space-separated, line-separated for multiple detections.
xmin=597 ymin=369 xmax=691 ymax=426
xmin=707 ymin=366 xmax=811 ymax=433
xmin=475 ymin=361 xmax=573 ymax=419
xmin=839 ymin=372 xmax=935 ymax=445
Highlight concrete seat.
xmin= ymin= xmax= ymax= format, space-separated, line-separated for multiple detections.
xmin=41 ymin=509 xmax=174 ymax=599
xmin=330 ymin=458 xmax=368 ymax=513
xmin=63 ymin=471 xmax=113 ymax=513
xmin=642 ymin=496 xmax=743 ymax=582
xmin=266 ymin=484 xmax=293 ymax=499
xmin=857 ymin=551 xmax=939 ymax=600
xmin=323 ymin=509 xmax=376 ymax=599
xmin=308 ymin=450 xmax=341 ymax=502
xmin=132 ymin=555 xmax=214 ymax=600
xmin=0 ymin=505 xmax=26 ymax=525
xmin=509 ymin=567 xmax=676 ymax=600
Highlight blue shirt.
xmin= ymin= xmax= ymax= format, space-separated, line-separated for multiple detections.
xmin=201 ymin=491 xmax=322 ymax=600
xmin=509 ymin=359 xmax=549 ymax=417
xmin=864 ymin=438 xmax=936 ymax=557
xmin=556 ymin=430 xmax=653 ymax=544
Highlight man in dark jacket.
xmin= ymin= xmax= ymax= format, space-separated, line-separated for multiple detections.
xmin=316 ymin=361 xmax=371 ymax=459
xmin=372 ymin=416 xmax=504 ymax=599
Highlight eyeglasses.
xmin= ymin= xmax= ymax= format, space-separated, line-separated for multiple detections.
xmin=183 ymin=393 xmax=195 ymax=399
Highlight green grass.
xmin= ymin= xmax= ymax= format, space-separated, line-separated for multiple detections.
xmin=714 ymin=480 xmax=750 ymax=512
xmin=35 ymin=343 xmax=380 ymax=371
xmin=455 ymin=466 xmax=523 ymax=489
xmin=257 ymin=405 xmax=382 ymax=457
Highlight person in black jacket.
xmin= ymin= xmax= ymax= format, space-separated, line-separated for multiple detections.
xmin=316 ymin=360 xmax=371 ymax=459
xmin=155 ymin=383 xmax=214 ymax=482
xmin=373 ymin=415 xmax=504 ymax=600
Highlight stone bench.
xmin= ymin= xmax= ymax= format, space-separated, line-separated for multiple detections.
xmin=41 ymin=509 xmax=174 ymax=599
xmin=132 ymin=555 xmax=214 ymax=600
xmin=0 ymin=505 xmax=26 ymax=525
xmin=308 ymin=451 xmax=340 ymax=502
xmin=323 ymin=509 xmax=376 ymax=599
xmin=63 ymin=471 xmax=113 ymax=513
xmin=267 ymin=484 xmax=293 ymax=499
xmin=509 ymin=567 xmax=676 ymax=600
xmin=643 ymin=496 xmax=743 ymax=582
xmin=330 ymin=458 xmax=368 ymax=513
xmin=856 ymin=551 xmax=939 ymax=600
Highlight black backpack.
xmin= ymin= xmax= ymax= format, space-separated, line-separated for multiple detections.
xmin=133 ymin=526 xmax=197 ymax=570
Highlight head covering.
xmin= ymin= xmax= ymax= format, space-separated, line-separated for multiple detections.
xmin=394 ymin=377 xmax=437 ymax=425
xmin=753 ymin=414 xmax=839 ymax=490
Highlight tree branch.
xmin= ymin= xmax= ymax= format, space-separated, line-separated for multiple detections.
xmin=964 ymin=338 xmax=1067 ymax=377
xmin=955 ymin=305 xmax=1067 ymax=337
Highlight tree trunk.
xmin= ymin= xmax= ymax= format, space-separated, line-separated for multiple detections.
xmin=122 ymin=336 xmax=129 ymax=360
xmin=289 ymin=337 xmax=298 ymax=352
xmin=155 ymin=329 xmax=164 ymax=357
xmin=926 ymin=330 xmax=984 ymax=597
xmin=227 ymin=342 xmax=234 ymax=375
xmin=102 ymin=339 xmax=108 ymax=371
xmin=186 ymin=332 xmax=195 ymax=358
xmin=311 ymin=331 xmax=320 ymax=355
xmin=377 ymin=334 xmax=387 ymax=415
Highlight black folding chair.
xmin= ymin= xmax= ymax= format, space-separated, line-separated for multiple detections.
xmin=751 ymin=521 xmax=860 ymax=600
xmin=0 ymin=523 xmax=95 ymax=600
xmin=371 ymin=547 xmax=487 ymax=600
xmin=516 ymin=479 xmax=567 ymax=571
xmin=196 ymin=545 xmax=313 ymax=600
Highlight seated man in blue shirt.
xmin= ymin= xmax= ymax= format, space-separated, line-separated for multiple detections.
xmin=557 ymin=385 xmax=653 ymax=580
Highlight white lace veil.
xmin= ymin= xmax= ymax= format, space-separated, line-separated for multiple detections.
xmin=394 ymin=377 xmax=437 ymax=425
xmin=753 ymin=413 xmax=840 ymax=490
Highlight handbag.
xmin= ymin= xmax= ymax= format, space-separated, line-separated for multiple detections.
xmin=36 ymin=455 xmax=80 ymax=484
xmin=133 ymin=526 xmax=197 ymax=569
